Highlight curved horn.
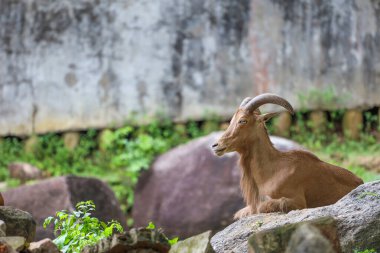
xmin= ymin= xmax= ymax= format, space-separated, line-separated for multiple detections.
xmin=239 ymin=97 xmax=252 ymax=107
xmin=244 ymin=93 xmax=294 ymax=114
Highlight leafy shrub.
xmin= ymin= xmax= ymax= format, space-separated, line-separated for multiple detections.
xmin=43 ymin=200 xmax=123 ymax=253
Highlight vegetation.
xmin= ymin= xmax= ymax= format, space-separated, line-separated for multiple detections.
xmin=0 ymin=107 xmax=379 ymax=219
xmin=43 ymin=200 xmax=123 ymax=253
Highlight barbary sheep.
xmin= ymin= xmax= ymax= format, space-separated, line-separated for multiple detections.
xmin=212 ymin=93 xmax=363 ymax=219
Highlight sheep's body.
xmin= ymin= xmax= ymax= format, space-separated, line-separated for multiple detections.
xmin=212 ymin=94 xmax=363 ymax=218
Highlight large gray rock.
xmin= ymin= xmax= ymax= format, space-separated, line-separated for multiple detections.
xmin=133 ymin=132 xmax=304 ymax=238
xmin=211 ymin=181 xmax=380 ymax=253
xmin=3 ymin=176 xmax=125 ymax=240
xmin=0 ymin=207 xmax=36 ymax=242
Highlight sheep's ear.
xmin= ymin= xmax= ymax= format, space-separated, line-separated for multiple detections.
xmin=258 ymin=111 xmax=282 ymax=122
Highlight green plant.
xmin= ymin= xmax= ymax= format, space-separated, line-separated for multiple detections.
xmin=354 ymin=249 xmax=376 ymax=253
xmin=43 ymin=200 xmax=123 ymax=253
xmin=146 ymin=222 xmax=178 ymax=246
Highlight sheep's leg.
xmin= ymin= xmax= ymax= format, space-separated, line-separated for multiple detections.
xmin=258 ymin=197 xmax=306 ymax=213
xmin=234 ymin=206 xmax=252 ymax=220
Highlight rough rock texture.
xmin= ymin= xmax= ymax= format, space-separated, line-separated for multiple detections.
xmin=3 ymin=176 xmax=125 ymax=240
xmin=7 ymin=163 xmax=44 ymax=183
xmin=169 ymin=231 xmax=214 ymax=253
xmin=82 ymin=229 xmax=170 ymax=253
xmin=133 ymin=132 xmax=305 ymax=238
xmin=0 ymin=237 xmax=26 ymax=252
xmin=0 ymin=221 xmax=5 ymax=237
xmin=1 ymin=0 xmax=379 ymax=136
xmin=211 ymin=181 xmax=380 ymax=253
xmin=0 ymin=207 xmax=36 ymax=242
xmin=28 ymin=238 xmax=62 ymax=253
xmin=248 ymin=217 xmax=339 ymax=253
xmin=284 ymin=224 xmax=335 ymax=253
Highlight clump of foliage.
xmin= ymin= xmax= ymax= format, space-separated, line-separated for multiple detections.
xmin=43 ymin=200 xmax=123 ymax=253
xmin=146 ymin=222 xmax=178 ymax=246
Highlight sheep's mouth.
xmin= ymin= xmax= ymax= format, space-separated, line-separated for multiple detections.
xmin=213 ymin=147 xmax=227 ymax=156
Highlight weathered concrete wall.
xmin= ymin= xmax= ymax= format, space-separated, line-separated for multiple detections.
xmin=251 ymin=0 xmax=380 ymax=109
xmin=0 ymin=0 xmax=379 ymax=135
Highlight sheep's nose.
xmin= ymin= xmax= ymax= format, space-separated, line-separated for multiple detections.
xmin=212 ymin=143 xmax=218 ymax=148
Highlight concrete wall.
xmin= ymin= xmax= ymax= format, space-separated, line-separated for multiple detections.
xmin=0 ymin=0 xmax=379 ymax=136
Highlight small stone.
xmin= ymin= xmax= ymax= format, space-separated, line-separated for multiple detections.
xmin=285 ymin=224 xmax=335 ymax=253
xmin=342 ymin=109 xmax=363 ymax=140
xmin=273 ymin=112 xmax=292 ymax=137
xmin=170 ymin=231 xmax=214 ymax=253
xmin=0 ymin=236 xmax=26 ymax=252
xmin=0 ymin=221 xmax=5 ymax=237
xmin=28 ymin=238 xmax=60 ymax=253
xmin=63 ymin=132 xmax=80 ymax=150
xmin=7 ymin=163 xmax=43 ymax=183
xmin=309 ymin=111 xmax=327 ymax=133
xmin=24 ymin=136 xmax=39 ymax=154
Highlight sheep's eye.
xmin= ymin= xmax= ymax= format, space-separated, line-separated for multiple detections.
xmin=238 ymin=119 xmax=247 ymax=124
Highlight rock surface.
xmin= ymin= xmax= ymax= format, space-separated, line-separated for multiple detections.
xmin=211 ymin=181 xmax=380 ymax=253
xmin=7 ymin=163 xmax=44 ymax=183
xmin=0 ymin=207 xmax=36 ymax=243
xmin=248 ymin=217 xmax=339 ymax=253
xmin=0 ymin=237 xmax=26 ymax=252
xmin=82 ymin=228 xmax=170 ymax=253
xmin=0 ymin=221 xmax=5 ymax=237
xmin=284 ymin=224 xmax=335 ymax=253
xmin=3 ymin=176 xmax=125 ymax=240
xmin=133 ymin=132 xmax=304 ymax=238
xmin=28 ymin=238 xmax=60 ymax=253
xmin=169 ymin=231 xmax=214 ymax=253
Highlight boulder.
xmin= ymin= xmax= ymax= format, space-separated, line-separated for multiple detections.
xmin=133 ymin=132 xmax=305 ymax=238
xmin=28 ymin=238 xmax=60 ymax=253
xmin=3 ymin=176 xmax=125 ymax=240
xmin=7 ymin=163 xmax=44 ymax=183
xmin=211 ymin=181 xmax=380 ymax=253
xmin=0 ymin=207 xmax=36 ymax=242
xmin=169 ymin=231 xmax=214 ymax=253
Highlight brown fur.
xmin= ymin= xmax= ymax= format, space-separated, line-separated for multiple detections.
xmin=212 ymin=108 xmax=363 ymax=219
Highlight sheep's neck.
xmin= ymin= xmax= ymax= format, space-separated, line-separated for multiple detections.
xmin=237 ymin=126 xmax=279 ymax=212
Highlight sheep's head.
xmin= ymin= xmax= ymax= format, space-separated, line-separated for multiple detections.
xmin=212 ymin=93 xmax=294 ymax=156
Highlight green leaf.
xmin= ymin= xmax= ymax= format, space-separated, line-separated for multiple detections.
xmin=146 ymin=222 xmax=155 ymax=230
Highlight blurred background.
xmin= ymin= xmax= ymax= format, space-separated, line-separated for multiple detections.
xmin=0 ymin=0 xmax=379 ymax=241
